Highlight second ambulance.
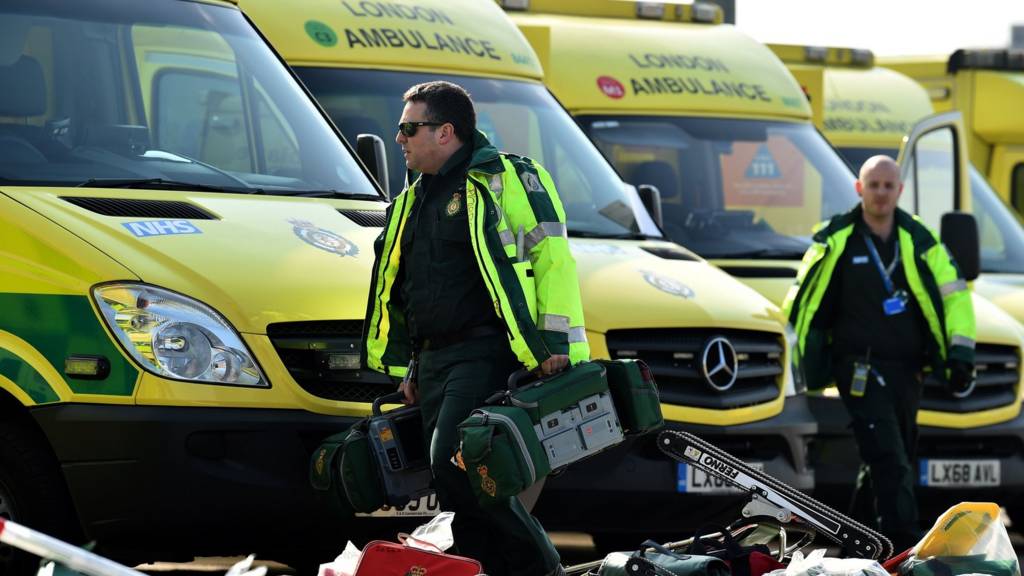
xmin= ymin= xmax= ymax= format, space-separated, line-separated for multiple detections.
xmin=240 ymin=0 xmax=816 ymax=542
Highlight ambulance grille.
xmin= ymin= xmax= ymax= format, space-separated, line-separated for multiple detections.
xmin=267 ymin=320 xmax=393 ymax=403
xmin=60 ymin=197 xmax=216 ymax=219
xmin=920 ymin=343 xmax=1020 ymax=413
xmin=338 ymin=209 xmax=386 ymax=227
xmin=605 ymin=329 xmax=783 ymax=409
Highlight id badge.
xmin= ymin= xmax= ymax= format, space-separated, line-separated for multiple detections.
xmin=883 ymin=290 xmax=908 ymax=316
xmin=850 ymin=362 xmax=869 ymax=397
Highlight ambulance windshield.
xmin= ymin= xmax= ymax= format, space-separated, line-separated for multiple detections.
xmin=840 ymin=148 xmax=1024 ymax=275
xmin=0 ymin=0 xmax=377 ymax=198
xmin=582 ymin=116 xmax=858 ymax=259
xmin=297 ymin=68 xmax=662 ymax=238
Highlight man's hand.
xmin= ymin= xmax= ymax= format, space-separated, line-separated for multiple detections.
xmin=947 ymin=360 xmax=975 ymax=396
xmin=539 ymin=354 xmax=569 ymax=376
xmin=399 ymin=377 xmax=418 ymax=404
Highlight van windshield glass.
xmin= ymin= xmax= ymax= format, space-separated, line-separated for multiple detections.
xmin=839 ymin=148 xmax=1024 ymax=275
xmin=296 ymin=68 xmax=661 ymax=238
xmin=581 ymin=116 xmax=858 ymax=258
xmin=0 ymin=0 xmax=377 ymax=198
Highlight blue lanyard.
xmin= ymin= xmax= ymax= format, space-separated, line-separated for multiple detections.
xmin=862 ymin=232 xmax=900 ymax=296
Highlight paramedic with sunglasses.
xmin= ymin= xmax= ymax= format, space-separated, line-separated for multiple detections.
xmin=362 ymin=81 xmax=587 ymax=576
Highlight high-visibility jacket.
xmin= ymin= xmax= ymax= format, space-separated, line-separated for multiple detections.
xmin=783 ymin=205 xmax=975 ymax=389
xmin=362 ymin=131 xmax=590 ymax=376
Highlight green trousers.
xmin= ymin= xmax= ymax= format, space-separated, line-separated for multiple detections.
xmin=418 ymin=333 xmax=561 ymax=576
xmin=836 ymin=360 xmax=922 ymax=551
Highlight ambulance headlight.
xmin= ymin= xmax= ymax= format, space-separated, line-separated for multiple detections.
xmin=93 ymin=283 xmax=267 ymax=387
xmin=783 ymin=323 xmax=806 ymax=396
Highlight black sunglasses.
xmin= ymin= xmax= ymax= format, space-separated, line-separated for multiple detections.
xmin=398 ymin=121 xmax=444 ymax=137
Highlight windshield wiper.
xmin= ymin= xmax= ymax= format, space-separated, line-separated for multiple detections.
xmin=290 ymin=190 xmax=385 ymax=201
xmin=76 ymin=178 xmax=255 ymax=194
xmin=568 ymin=230 xmax=656 ymax=240
xmin=715 ymin=248 xmax=808 ymax=259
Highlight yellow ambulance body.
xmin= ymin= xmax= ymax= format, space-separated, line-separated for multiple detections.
xmin=0 ymin=0 xmax=396 ymax=568
xmin=771 ymin=44 xmax=1024 ymax=518
xmin=884 ymin=51 xmax=1024 ymax=214
xmin=239 ymin=0 xmax=815 ymax=538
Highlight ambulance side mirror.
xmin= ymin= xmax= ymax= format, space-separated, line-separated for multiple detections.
xmin=356 ymin=133 xmax=391 ymax=199
xmin=940 ymin=212 xmax=980 ymax=282
xmin=637 ymin=184 xmax=663 ymax=229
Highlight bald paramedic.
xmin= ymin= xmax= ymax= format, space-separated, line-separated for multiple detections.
xmin=784 ymin=156 xmax=976 ymax=549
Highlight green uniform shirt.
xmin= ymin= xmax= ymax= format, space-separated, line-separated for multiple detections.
xmin=400 ymin=143 xmax=499 ymax=339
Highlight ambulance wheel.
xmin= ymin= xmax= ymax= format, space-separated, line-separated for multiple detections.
xmin=0 ymin=419 xmax=81 ymax=575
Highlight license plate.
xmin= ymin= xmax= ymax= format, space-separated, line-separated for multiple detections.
xmin=919 ymin=459 xmax=1000 ymax=488
xmin=677 ymin=462 xmax=763 ymax=494
xmin=357 ymin=493 xmax=441 ymax=518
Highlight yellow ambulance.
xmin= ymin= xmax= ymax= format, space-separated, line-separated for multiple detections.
xmin=502 ymin=0 xmax=1024 ymax=518
xmin=239 ymin=0 xmax=815 ymax=541
xmin=884 ymin=51 xmax=1024 ymax=214
xmin=0 ymin=0 xmax=396 ymax=569
xmin=772 ymin=44 xmax=1024 ymax=520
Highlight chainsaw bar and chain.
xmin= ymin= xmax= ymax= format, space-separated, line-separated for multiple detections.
xmin=657 ymin=430 xmax=893 ymax=560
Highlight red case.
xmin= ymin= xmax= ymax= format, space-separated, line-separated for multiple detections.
xmin=353 ymin=540 xmax=482 ymax=576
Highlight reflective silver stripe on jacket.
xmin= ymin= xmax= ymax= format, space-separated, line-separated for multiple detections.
xmin=569 ymin=326 xmax=587 ymax=344
xmin=539 ymin=313 xmax=570 ymax=333
xmin=499 ymin=229 xmax=515 ymax=248
xmin=940 ymin=279 xmax=968 ymax=297
xmin=951 ymin=335 xmax=976 ymax=349
xmin=525 ymin=222 xmax=567 ymax=252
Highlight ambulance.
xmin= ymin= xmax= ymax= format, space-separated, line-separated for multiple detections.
xmin=883 ymin=50 xmax=1024 ymax=214
xmin=502 ymin=0 xmax=1024 ymax=521
xmin=771 ymin=44 xmax=1024 ymax=520
xmin=0 ymin=0 xmax=395 ymax=570
xmin=239 ymin=0 xmax=816 ymax=542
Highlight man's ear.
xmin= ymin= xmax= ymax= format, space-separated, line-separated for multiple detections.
xmin=438 ymin=123 xmax=455 ymax=145
xmin=854 ymin=179 xmax=864 ymax=198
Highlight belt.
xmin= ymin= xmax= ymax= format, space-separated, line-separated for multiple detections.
xmin=419 ymin=323 xmax=505 ymax=351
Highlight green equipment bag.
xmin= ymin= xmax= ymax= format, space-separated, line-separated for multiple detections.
xmin=458 ymin=405 xmax=551 ymax=506
xmin=596 ymin=358 xmax=664 ymax=435
xmin=309 ymin=419 xmax=386 ymax=514
xmin=595 ymin=540 xmax=730 ymax=576
xmin=458 ymin=361 xmax=626 ymax=506
xmin=503 ymin=362 xmax=625 ymax=469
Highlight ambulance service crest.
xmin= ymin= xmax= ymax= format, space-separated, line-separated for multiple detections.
xmin=446 ymin=192 xmax=463 ymax=217
xmin=641 ymin=270 xmax=695 ymax=299
xmin=289 ymin=219 xmax=358 ymax=257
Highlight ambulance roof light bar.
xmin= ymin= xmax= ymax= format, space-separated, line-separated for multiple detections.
xmin=499 ymin=0 xmax=530 ymax=11
xmin=498 ymin=0 xmax=722 ymax=23
xmin=772 ymin=44 xmax=874 ymax=68
xmin=637 ymin=2 xmax=666 ymax=19
xmin=804 ymin=46 xmax=827 ymax=63
xmin=683 ymin=2 xmax=722 ymax=23
xmin=948 ymin=48 xmax=1024 ymax=73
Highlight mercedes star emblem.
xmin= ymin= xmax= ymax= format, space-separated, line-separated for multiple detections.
xmin=701 ymin=336 xmax=739 ymax=392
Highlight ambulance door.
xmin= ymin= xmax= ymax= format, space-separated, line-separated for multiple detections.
xmin=897 ymin=111 xmax=971 ymax=230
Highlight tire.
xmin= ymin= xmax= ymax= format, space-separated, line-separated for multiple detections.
xmin=0 ymin=418 xmax=81 ymax=576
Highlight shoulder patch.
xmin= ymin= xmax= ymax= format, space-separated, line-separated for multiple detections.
xmin=520 ymin=171 xmax=545 ymax=193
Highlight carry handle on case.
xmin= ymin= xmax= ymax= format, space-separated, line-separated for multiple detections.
xmin=372 ymin=390 xmax=407 ymax=416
